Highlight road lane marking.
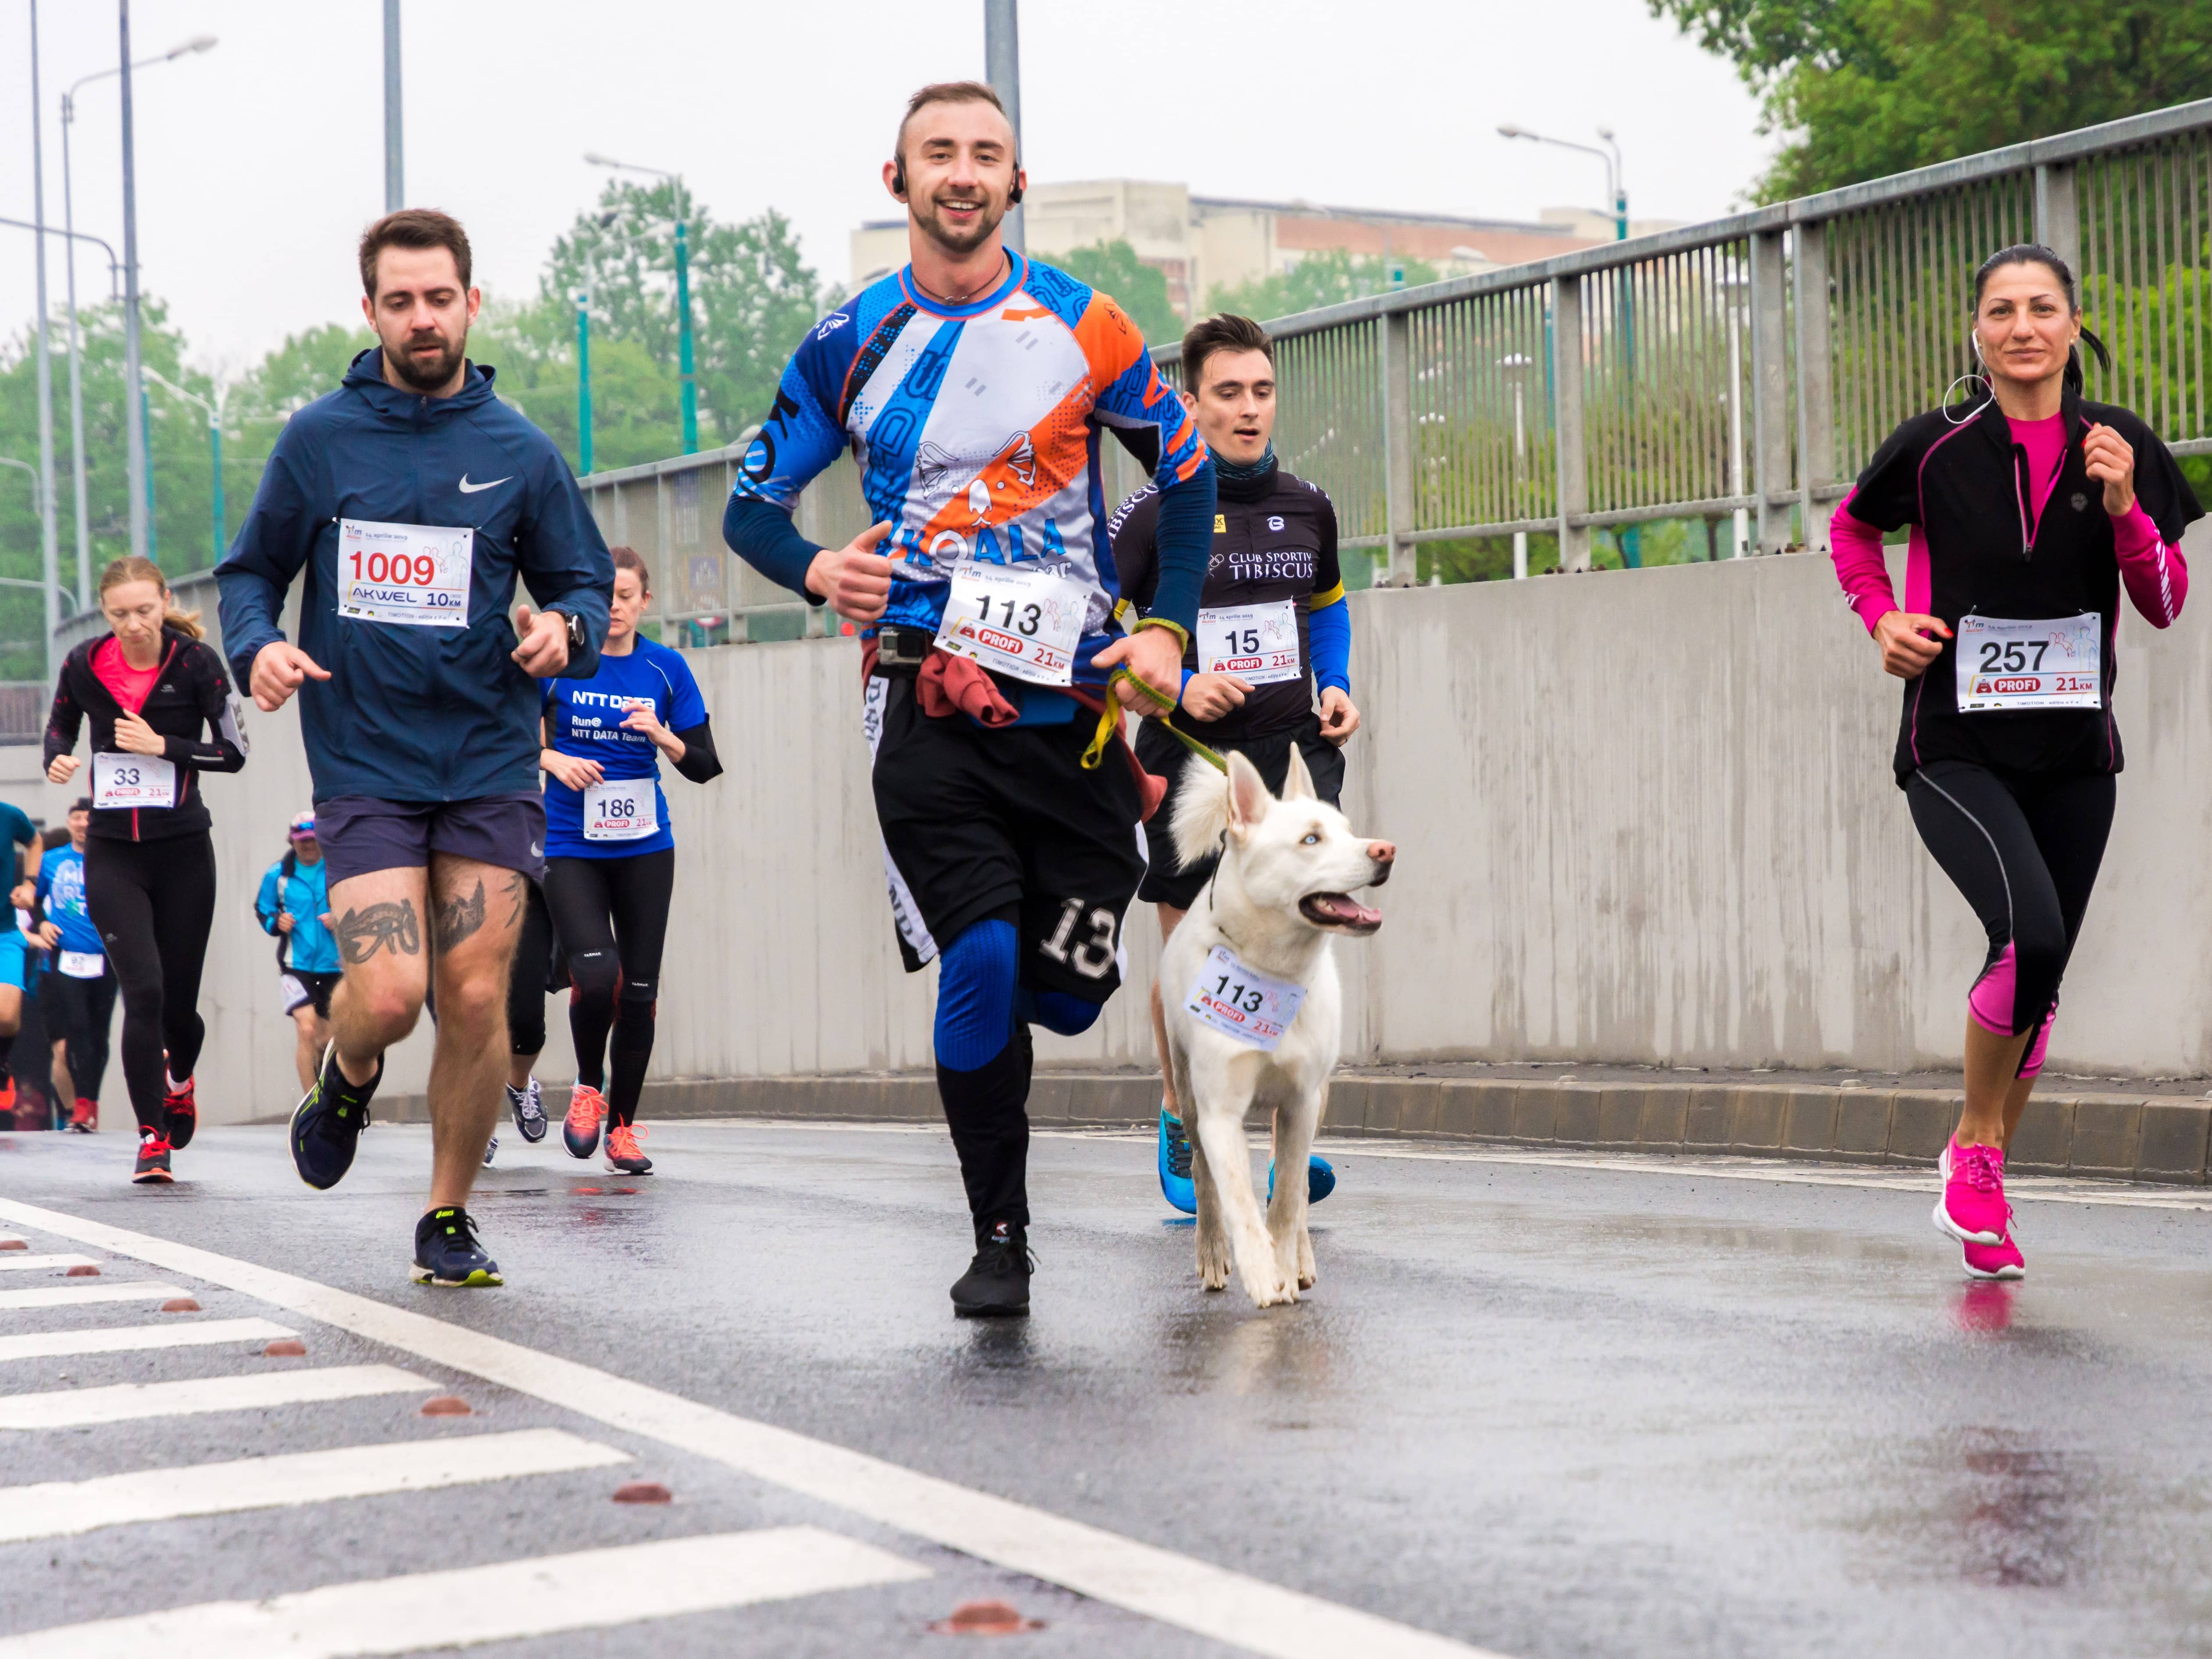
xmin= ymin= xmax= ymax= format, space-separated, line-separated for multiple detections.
xmin=0 ymin=1198 xmax=1515 ymax=1659
xmin=0 ymin=1283 xmax=180 ymax=1312
xmin=0 ymin=1525 xmax=926 ymax=1658
xmin=0 ymin=1318 xmax=296 ymax=1363
xmin=0 ymin=1364 xmax=432 ymax=1430
xmin=0 ymin=1427 xmax=631 ymax=1543
xmin=0 ymin=1255 xmax=99 ymax=1273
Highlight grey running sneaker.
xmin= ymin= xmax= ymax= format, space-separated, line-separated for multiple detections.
xmin=508 ymin=1078 xmax=547 ymax=1143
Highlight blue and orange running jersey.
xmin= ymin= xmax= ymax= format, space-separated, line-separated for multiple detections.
xmin=729 ymin=253 xmax=1207 ymax=690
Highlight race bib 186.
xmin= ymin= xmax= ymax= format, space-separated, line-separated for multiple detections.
xmin=1198 ymin=599 xmax=1301 ymax=686
xmin=1955 ymin=612 xmax=2102 ymax=712
xmin=338 ymin=518 xmax=472 ymax=629
xmin=1184 ymin=944 xmax=1308 ymax=1051
xmin=582 ymin=778 xmax=658 ymax=843
xmin=92 ymin=750 xmax=175 ymax=810
xmin=934 ymin=564 xmax=1086 ymax=687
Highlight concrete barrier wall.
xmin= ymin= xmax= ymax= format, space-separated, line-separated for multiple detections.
xmin=20 ymin=540 xmax=2212 ymax=1129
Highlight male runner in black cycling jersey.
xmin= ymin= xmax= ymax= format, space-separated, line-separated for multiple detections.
xmin=1108 ymin=313 xmax=1360 ymax=1213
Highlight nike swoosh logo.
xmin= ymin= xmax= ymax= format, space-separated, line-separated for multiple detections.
xmin=457 ymin=475 xmax=513 ymax=494
xmin=529 ymin=842 xmax=542 ymax=858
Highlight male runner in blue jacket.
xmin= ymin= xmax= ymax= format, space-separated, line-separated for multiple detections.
xmin=218 ymin=208 xmax=612 ymax=1287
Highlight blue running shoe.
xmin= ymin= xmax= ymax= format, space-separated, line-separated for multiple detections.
xmin=1158 ymin=1107 xmax=1197 ymax=1214
xmin=411 ymin=1206 xmax=503 ymax=1287
xmin=290 ymin=1043 xmax=380 ymax=1191
xmin=1267 ymin=1155 xmax=1337 ymax=1206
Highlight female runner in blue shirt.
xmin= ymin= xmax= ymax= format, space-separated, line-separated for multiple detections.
xmin=540 ymin=547 xmax=722 ymax=1173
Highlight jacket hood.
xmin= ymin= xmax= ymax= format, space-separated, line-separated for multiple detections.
xmin=341 ymin=348 xmax=500 ymax=420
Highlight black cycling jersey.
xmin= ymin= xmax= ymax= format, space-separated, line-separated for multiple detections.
xmin=1109 ymin=460 xmax=1344 ymax=744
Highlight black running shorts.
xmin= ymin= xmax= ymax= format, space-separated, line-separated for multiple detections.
xmin=1134 ymin=712 xmax=1346 ymax=911
xmin=868 ymin=674 xmax=1146 ymax=1001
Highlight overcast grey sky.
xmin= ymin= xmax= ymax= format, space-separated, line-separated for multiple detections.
xmin=0 ymin=0 xmax=1772 ymax=376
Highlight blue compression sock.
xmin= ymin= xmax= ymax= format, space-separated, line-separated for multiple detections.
xmin=1015 ymin=986 xmax=1102 ymax=1037
xmin=935 ymin=920 xmax=1020 ymax=1071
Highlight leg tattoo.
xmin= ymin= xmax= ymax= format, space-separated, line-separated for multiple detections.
xmin=336 ymin=901 xmax=422 ymax=963
xmin=434 ymin=880 xmax=488 ymax=951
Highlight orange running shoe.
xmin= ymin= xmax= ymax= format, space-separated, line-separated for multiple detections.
xmin=68 ymin=1097 xmax=97 ymax=1133
xmin=562 ymin=1083 xmax=606 ymax=1159
xmin=603 ymin=1122 xmax=652 ymax=1175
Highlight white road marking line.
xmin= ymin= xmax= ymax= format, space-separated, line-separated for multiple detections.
xmin=0 ymin=1255 xmax=98 ymax=1273
xmin=0 ymin=1427 xmax=631 ymax=1543
xmin=0 ymin=1318 xmax=296 ymax=1364
xmin=0 ymin=1198 xmax=1513 ymax=1659
xmin=0 ymin=1525 xmax=925 ymax=1659
xmin=0 ymin=1364 xmax=432 ymax=1430
xmin=0 ymin=1282 xmax=180 ymax=1312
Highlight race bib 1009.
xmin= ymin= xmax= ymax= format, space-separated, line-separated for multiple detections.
xmin=582 ymin=778 xmax=658 ymax=843
xmin=92 ymin=750 xmax=175 ymax=810
xmin=1183 ymin=944 xmax=1308 ymax=1051
xmin=338 ymin=518 xmax=472 ymax=629
xmin=1955 ymin=612 xmax=2102 ymax=712
xmin=934 ymin=563 xmax=1086 ymax=687
xmin=1198 ymin=599 xmax=1301 ymax=685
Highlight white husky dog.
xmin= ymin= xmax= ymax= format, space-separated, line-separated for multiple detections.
xmin=1158 ymin=745 xmax=1395 ymax=1308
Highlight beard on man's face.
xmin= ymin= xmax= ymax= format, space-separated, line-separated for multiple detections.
xmin=382 ymin=326 xmax=468 ymax=393
xmin=914 ymin=185 xmax=1005 ymax=257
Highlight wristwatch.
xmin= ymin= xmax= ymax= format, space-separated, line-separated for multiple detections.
xmin=557 ymin=609 xmax=588 ymax=655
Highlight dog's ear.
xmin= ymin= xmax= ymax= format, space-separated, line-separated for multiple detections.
xmin=1282 ymin=743 xmax=1316 ymax=801
xmin=1225 ymin=750 xmax=1272 ymax=841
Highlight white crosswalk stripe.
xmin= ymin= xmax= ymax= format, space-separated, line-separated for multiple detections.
xmin=0 ymin=1427 xmax=631 ymax=1542
xmin=0 ymin=1318 xmax=298 ymax=1364
xmin=0 ymin=1255 xmax=99 ymax=1273
xmin=0 ymin=1526 xmax=929 ymax=1658
xmin=0 ymin=1364 xmax=432 ymax=1429
xmin=0 ymin=1282 xmax=180 ymax=1311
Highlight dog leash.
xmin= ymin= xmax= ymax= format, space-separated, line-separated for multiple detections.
xmin=1080 ymin=667 xmax=1227 ymax=775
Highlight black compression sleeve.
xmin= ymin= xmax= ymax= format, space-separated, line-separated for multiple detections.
xmin=670 ymin=719 xmax=722 ymax=784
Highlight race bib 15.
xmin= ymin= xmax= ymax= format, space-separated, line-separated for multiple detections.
xmin=338 ymin=518 xmax=472 ymax=629
xmin=1955 ymin=612 xmax=2101 ymax=712
xmin=934 ymin=564 xmax=1086 ymax=687
xmin=1183 ymin=943 xmax=1308 ymax=1051
xmin=583 ymin=778 xmax=658 ymax=842
xmin=92 ymin=750 xmax=175 ymax=810
xmin=1198 ymin=599 xmax=1301 ymax=686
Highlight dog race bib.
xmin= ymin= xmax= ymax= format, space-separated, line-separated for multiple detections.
xmin=1955 ymin=612 xmax=2101 ymax=712
xmin=337 ymin=518 xmax=472 ymax=629
xmin=934 ymin=563 xmax=1086 ymax=687
xmin=92 ymin=750 xmax=175 ymax=810
xmin=1197 ymin=599 xmax=1302 ymax=686
xmin=58 ymin=950 xmax=104 ymax=980
xmin=1184 ymin=944 xmax=1308 ymax=1051
xmin=582 ymin=778 xmax=658 ymax=842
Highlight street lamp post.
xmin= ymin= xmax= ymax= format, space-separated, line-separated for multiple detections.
xmin=583 ymin=153 xmax=698 ymax=454
xmin=0 ymin=457 xmax=54 ymax=683
xmin=1501 ymin=353 xmax=1533 ymax=580
xmin=575 ymin=290 xmax=593 ymax=476
xmin=25 ymin=1 xmax=59 ymax=661
xmin=142 ymin=369 xmax=222 ymax=570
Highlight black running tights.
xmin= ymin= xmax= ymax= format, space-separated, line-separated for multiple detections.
xmin=85 ymin=832 xmax=217 ymax=1132
xmin=45 ymin=969 xmax=117 ymax=1107
xmin=544 ymin=850 xmax=673 ymax=1127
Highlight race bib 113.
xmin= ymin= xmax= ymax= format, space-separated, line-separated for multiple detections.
xmin=934 ymin=564 xmax=1086 ymax=687
xmin=1183 ymin=943 xmax=1308 ymax=1051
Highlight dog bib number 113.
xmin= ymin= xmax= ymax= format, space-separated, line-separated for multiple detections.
xmin=338 ymin=518 xmax=472 ymax=629
xmin=1185 ymin=944 xmax=1307 ymax=1051
xmin=1955 ymin=612 xmax=2101 ymax=712
xmin=934 ymin=564 xmax=1086 ymax=686
xmin=1197 ymin=599 xmax=1301 ymax=685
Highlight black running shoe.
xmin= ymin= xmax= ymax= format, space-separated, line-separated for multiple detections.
xmin=950 ymin=1221 xmax=1033 ymax=1318
xmin=411 ymin=1206 xmax=504 ymax=1287
xmin=290 ymin=1043 xmax=380 ymax=1191
xmin=508 ymin=1078 xmax=547 ymax=1143
xmin=132 ymin=1131 xmax=174 ymax=1185
xmin=163 ymin=1076 xmax=197 ymax=1149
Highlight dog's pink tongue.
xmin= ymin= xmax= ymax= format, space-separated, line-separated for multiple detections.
xmin=1312 ymin=894 xmax=1383 ymax=928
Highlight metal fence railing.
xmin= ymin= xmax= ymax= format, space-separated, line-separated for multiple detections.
xmin=577 ymin=98 xmax=2212 ymax=632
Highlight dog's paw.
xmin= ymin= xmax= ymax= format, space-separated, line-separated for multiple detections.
xmin=1241 ymin=1265 xmax=1300 ymax=1309
xmin=1197 ymin=1234 xmax=1232 ymax=1292
xmin=1297 ymin=1228 xmax=1317 ymax=1289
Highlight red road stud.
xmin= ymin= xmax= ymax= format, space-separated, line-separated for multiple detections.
xmin=611 ymin=1481 xmax=672 ymax=1504
xmin=928 ymin=1601 xmax=1045 ymax=1636
xmin=420 ymin=1395 xmax=473 ymax=1417
xmin=160 ymin=1297 xmax=200 ymax=1312
xmin=263 ymin=1339 xmax=307 ymax=1357
xmin=0 ymin=1238 xmax=26 ymax=1250
xmin=64 ymin=1265 xmax=100 ymax=1277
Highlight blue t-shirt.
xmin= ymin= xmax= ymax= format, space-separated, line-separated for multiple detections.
xmin=0 ymin=801 xmax=36 ymax=878
xmin=36 ymin=845 xmax=101 ymax=956
xmin=541 ymin=637 xmax=708 ymax=859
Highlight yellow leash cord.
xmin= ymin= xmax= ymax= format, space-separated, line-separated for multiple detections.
xmin=1080 ymin=668 xmax=1227 ymax=774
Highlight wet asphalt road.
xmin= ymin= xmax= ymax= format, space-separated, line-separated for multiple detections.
xmin=1 ymin=1116 xmax=2210 ymax=1658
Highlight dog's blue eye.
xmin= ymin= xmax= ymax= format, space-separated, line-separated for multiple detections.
xmin=1301 ymin=833 xmax=1320 ymax=845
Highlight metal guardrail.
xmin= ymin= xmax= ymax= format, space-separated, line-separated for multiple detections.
xmin=577 ymin=98 xmax=2212 ymax=628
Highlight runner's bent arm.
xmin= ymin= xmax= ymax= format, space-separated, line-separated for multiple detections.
xmin=255 ymin=862 xmax=285 ymax=937
xmin=1830 ymin=422 xmax=1948 ymax=677
xmin=164 ymin=646 xmax=247 ymax=775
xmin=215 ymin=444 xmax=319 ymax=693
xmin=2095 ymin=417 xmax=2194 ymax=628
xmin=723 ymin=327 xmax=859 ymax=604
xmin=1309 ymin=493 xmax=1351 ymax=697
xmin=514 ymin=449 xmax=615 ymax=676
xmin=40 ymin=670 xmax=82 ymax=778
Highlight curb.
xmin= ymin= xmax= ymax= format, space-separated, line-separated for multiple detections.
xmin=368 ymin=1073 xmax=2212 ymax=1186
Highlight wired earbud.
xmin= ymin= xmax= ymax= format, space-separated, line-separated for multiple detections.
xmin=890 ymin=154 xmax=1022 ymax=204
xmin=1941 ymin=326 xmax=1994 ymax=425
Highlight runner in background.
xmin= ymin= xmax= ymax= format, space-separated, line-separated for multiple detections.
xmin=33 ymin=800 xmax=115 ymax=1132
xmin=488 ymin=880 xmax=557 ymax=1163
xmin=1108 ymin=313 xmax=1358 ymax=1215
xmin=44 ymin=557 xmax=247 ymax=1183
xmin=256 ymin=812 xmax=339 ymax=1095
xmin=1829 ymin=243 xmax=2196 ymax=1280
xmin=540 ymin=546 xmax=721 ymax=1175
xmin=7 ymin=824 xmax=66 ymax=1129
xmin=0 ymin=796 xmax=39 ymax=1125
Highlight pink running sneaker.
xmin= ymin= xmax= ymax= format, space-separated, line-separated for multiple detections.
xmin=1935 ymin=1137 xmax=2008 ymax=1245
xmin=1962 ymin=1226 xmax=2025 ymax=1280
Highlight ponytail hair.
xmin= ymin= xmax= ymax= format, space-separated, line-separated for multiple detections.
xmin=96 ymin=555 xmax=204 ymax=640
xmin=1970 ymin=242 xmax=2112 ymax=397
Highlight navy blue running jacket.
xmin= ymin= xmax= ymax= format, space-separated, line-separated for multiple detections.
xmin=217 ymin=350 xmax=613 ymax=804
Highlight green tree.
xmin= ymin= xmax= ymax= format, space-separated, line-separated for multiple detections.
xmin=468 ymin=291 xmax=682 ymax=476
xmin=1052 ymin=240 xmax=1184 ymax=346
xmin=1647 ymin=0 xmax=2212 ymax=200
xmin=540 ymin=179 xmax=821 ymax=447
xmin=1206 ymin=250 xmax=1441 ymax=323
